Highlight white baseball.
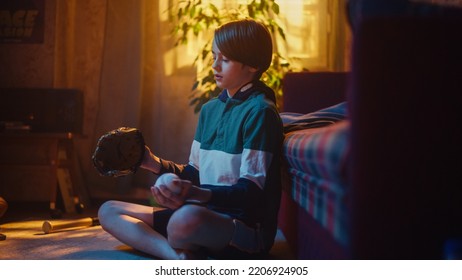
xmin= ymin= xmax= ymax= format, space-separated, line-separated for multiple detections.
xmin=155 ymin=173 xmax=182 ymax=194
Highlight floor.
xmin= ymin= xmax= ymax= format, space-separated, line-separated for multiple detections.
xmin=0 ymin=199 xmax=295 ymax=260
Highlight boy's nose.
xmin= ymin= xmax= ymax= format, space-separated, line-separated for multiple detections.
xmin=212 ymin=58 xmax=221 ymax=70
xmin=212 ymin=61 xmax=219 ymax=70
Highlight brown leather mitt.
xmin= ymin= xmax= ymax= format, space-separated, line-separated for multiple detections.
xmin=92 ymin=127 xmax=145 ymax=177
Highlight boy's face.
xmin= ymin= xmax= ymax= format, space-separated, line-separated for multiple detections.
xmin=212 ymin=39 xmax=258 ymax=97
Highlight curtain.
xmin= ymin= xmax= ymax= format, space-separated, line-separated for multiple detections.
xmin=54 ymin=0 xmax=198 ymax=198
xmin=328 ymin=0 xmax=351 ymax=71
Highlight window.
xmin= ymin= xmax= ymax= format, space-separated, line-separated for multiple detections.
xmin=161 ymin=0 xmax=349 ymax=73
xmin=278 ymin=0 xmax=348 ymax=71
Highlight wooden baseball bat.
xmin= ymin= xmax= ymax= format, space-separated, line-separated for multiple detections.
xmin=42 ymin=217 xmax=100 ymax=234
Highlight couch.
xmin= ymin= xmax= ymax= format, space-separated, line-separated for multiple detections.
xmin=277 ymin=10 xmax=462 ymax=259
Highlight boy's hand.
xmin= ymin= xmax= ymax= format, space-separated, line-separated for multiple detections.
xmin=140 ymin=145 xmax=162 ymax=174
xmin=151 ymin=179 xmax=192 ymax=209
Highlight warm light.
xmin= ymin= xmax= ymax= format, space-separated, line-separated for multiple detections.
xmin=161 ymin=0 xmax=330 ymax=74
xmin=279 ymin=0 xmax=326 ymax=70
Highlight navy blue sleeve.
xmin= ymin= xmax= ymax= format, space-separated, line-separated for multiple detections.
xmin=158 ymin=159 xmax=200 ymax=187
xmin=202 ymin=178 xmax=264 ymax=214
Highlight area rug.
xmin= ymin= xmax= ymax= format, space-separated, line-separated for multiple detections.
xmin=0 ymin=217 xmax=153 ymax=260
xmin=0 ymin=216 xmax=293 ymax=260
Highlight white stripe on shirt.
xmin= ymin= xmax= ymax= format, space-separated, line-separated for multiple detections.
xmin=189 ymin=140 xmax=272 ymax=189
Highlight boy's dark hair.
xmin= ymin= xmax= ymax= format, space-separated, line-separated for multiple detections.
xmin=214 ymin=18 xmax=273 ymax=79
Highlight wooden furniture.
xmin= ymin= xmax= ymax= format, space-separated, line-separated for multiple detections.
xmin=0 ymin=132 xmax=86 ymax=217
xmin=0 ymin=87 xmax=85 ymax=217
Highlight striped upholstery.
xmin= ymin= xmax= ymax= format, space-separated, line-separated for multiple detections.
xmin=282 ymin=120 xmax=350 ymax=245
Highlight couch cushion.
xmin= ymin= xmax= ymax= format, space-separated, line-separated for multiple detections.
xmin=282 ymin=120 xmax=350 ymax=245
xmin=283 ymin=120 xmax=349 ymax=184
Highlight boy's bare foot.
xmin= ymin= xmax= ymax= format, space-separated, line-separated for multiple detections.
xmin=177 ymin=249 xmax=207 ymax=260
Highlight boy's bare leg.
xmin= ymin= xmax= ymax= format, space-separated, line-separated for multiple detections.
xmin=98 ymin=200 xmax=181 ymax=260
xmin=167 ymin=204 xmax=235 ymax=252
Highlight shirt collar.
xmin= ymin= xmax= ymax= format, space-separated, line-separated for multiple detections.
xmin=218 ymin=81 xmax=256 ymax=102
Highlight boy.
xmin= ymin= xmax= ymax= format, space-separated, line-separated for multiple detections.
xmin=98 ymin=18 xmax=283 ymax=259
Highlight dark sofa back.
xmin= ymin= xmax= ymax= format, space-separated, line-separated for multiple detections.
xmin=282 ymin=72 xmax=348 ymax=114
xmin=348 ymin=16 xmax=462 ymax=259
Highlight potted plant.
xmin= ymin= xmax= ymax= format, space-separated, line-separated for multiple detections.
xmin=168 ymin=0 xmax=292 ymax=113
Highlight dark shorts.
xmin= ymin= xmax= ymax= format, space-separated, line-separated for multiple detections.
xmin=152 ymin=207 xmax=269 ymax=259
xmin=152 ymin=208 xmax=175 ymax=238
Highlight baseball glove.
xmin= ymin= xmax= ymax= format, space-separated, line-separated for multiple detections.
xmin=92 ymin=127 xmax=146 ymax=177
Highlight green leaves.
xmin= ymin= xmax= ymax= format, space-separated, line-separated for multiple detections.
xmin=168 ymin=0 xmax=292 ymax=113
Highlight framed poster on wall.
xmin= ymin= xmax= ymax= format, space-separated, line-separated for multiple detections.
xmin=0 ymin=0 xmax=45 ymax=43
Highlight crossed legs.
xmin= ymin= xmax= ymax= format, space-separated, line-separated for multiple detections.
xmin=98 ymin=201 xmax=234 ymax=259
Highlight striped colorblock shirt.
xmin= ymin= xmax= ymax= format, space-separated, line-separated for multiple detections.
xmin=159 ymin=80 xmax=283 ymax=251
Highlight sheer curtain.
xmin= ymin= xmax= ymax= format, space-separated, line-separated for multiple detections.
xmin=278 ymin=0 xmax=349 ymax=71
xmin=54 ymin=0 xmax=198 ymax=197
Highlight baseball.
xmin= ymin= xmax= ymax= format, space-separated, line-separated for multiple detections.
xmin=155 ymin=173 xmax=182 ymax=194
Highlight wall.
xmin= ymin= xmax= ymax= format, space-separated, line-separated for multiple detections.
xmin=0 ymin=0 xmax=350 ymax=204
xmin=0 ymin=0 xmax=199 ymax=203
xmin=0 ymin=0 xmax=56 ymax=87
xmin=0 ymin=1 xmax=57 ymax=202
